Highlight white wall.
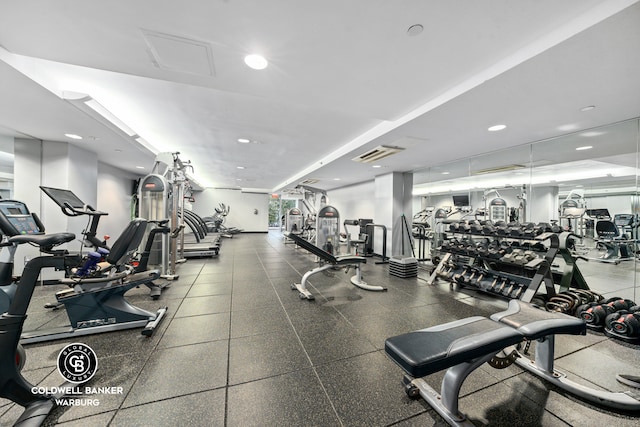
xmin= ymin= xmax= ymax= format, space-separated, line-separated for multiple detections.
xmin=192 ymin=188 xmax=269 ymax=232
xmin=97 ymin=162 xmax=139 ymax=238
xmin=328 ymin=175 xmax=415 ymax=257
xmin=40 ymin=141 xmax=98 ymax=241
xmin=586 ymin=194 xmax=635 ymax=216
xmin=326 ymin=181 xmax=376 ymax=221
xmin=12 ymin=139 xmax=140 ymax=273
xmin=327 ymin=181 xmax=381 ymax=252
xmin=529 ymin=186 xmax=559 ymax=223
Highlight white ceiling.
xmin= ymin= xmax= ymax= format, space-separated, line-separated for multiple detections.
xmin=0 ymin=0 xmax=639 ymax=193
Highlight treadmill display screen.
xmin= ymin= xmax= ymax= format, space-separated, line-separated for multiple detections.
xmin=8 ymin=216 xmax=40 ymax=234
xmin=0 ymin=200 xmax=42 ymax=234
xmin=586 ymin=208 xmax=611 ymax=219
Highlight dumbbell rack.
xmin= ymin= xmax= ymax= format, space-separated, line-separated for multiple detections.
xmin=428 ymin=226 xmax=590 ymax=303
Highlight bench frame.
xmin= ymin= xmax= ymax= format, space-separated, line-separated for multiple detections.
xmin=386 ymin=300 xmax=640 ymax=426
xmin=285 ymin=232 xmax=386 ymax=300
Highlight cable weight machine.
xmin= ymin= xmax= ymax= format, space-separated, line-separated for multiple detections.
xmin=139 ymin=152 xmax=193 ymax=281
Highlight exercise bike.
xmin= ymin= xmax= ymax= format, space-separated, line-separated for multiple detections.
xmin=40 ymin=186 xmax=171 ymax=298
xmin=0 ymin=199 xmax=167 ymax=344
xmin=0 ymin=231 xmax=86 ymax=426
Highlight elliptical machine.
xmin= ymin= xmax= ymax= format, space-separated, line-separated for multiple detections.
xmin=0 ymin=231 xmax=82 ymax=426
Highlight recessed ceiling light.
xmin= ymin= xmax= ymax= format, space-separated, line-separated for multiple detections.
xmin=236 ymin=166 xmax=245 ymax=169
xmin=333 ymin=178 xmax=341 ymax=181
xmin=407 ymin=24 xmax=424 ymax=36
xmin=441 ymin=171 xmax=450 ymax=175
xmin=64 ymin=133 xmax=83 ymax=140
xmin=558 ymin=123 xmax=579 ymax=132
xmin=244 ymin=54 xmax=268 ymax=70
xmin=581 ymin=131 xmax=604 ymax=137
xmin=488 ymin=124 xmax=507 ymax=132
xmin=576 ymin=145 xmax=593 ymax=151
xmin=135 ymin=166 xmax=145 ymax=169
xmin=237 ymin=138 xmax=251 ymax=143
xmin=580 ymin=105 xmax=596 ymax=112
xmin=236 ymin=178 xmax=242 ymax=181
xmin=372 ymin=165 xmax=382 ymax=168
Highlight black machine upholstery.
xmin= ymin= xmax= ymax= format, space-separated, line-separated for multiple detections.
xmin=286 ymin=231 xmax=384 ymax=300
xmin=385 ymin=317 xmax=521 ymax=377
xmin=285 ymin=231 xmax=366 ymax=266
xmin=596 ymin=220 xmax=620 ymax=239
xmin=386 ymin=300 xmax=585 ymax=378
xmin=106 ymin=218 xmax=148 ymax=266
xmin=383 ymin=301 xmax=606 ymax=425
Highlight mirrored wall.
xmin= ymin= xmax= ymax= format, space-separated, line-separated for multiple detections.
xmin=413 ymin=118 xmax=640 ymax=301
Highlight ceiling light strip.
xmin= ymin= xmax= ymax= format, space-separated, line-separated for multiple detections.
xmin=83 ymin=99 xmax=137 ymax=137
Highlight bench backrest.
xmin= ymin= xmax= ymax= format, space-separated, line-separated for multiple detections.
xmin=286 ymin=232 xmax=337 ymax=264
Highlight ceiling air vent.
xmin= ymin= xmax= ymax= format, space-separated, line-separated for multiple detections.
xmin=299 ymin=178 xmax=319 ymax=185
xmin=472 ymin=164 xmax=526 ymax=175
xmin=352 ymin=145 xmax=404 ymax=163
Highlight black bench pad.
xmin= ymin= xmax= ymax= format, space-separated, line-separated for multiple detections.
xmin=385 ymin=301 xmax=586 ymax=379
xmin=385 ymin=316 xmax=523 ymax=378
xmin=491 ymin=300 xmax=586 ymax=339
xmin=286 ymin=232 xmax=365 ymax=265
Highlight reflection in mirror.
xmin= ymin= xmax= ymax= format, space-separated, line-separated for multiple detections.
xmin=413 ymin=118 xmax=639 ymax=304
xmin=414 ymin=144 xmax=531 ymax=224
xmin=532 ymin=118 xmax=639 ymax=303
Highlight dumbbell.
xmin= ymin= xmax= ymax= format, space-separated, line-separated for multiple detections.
xmin=453 ymin=267 xmax=473 ymax=284
xmin=521 ymin=222 xmax=536 ymax=238
xmin=470 ymin=223 xmax=484 ymax=234
xmin=545 ymin=292 xmax=581 ymax=314
xmin=436 ymin=262 xmax=454 ymax=279
xmin=500 ymin=249 xmax=516 ymax=263
xmin=495 ymin=224 xmax=509 ymax=236
xmin=468 ymin=267 xmax=486 ymax=283
xmin=569 ymin=289 xmax=602 ymax=305
xmin=482 ymin=223 xmax=496 ymax=235
xmin=487 ymin=276 xmax=502 ymax=292
xmin=576 ymin=297 xmax=636 ymax=327
xmin=514 ymin=285 xmax=525 ymax=299
xmin=473 ymin=268 xmax=487 ymax=285
xmin=497 ymin=278 xmax=511 ymax=294
xmin=536 ymin=222 xmax=553 ymax=233
xmin=504 ymin=281 xmax=518 ymax=297
xmin=531 ymin=294 xmax=547 ymax=308
xmin=509 ymin=225 xmax=524 ymax=237
xmin=605 ymin=306 xmax=640 ymax=337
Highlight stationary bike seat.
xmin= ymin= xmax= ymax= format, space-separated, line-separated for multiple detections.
xmin=9 ymin=232 xmax=75 ymax=248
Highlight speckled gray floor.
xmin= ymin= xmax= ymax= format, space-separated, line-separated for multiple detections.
xmin=1 ymin=231 xmax=639 ymax=426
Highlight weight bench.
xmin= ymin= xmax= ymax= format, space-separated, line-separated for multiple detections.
xmin=285 ymin=232 xmax=386 ymax=300
xmin=385 ymin=300 xmax=640 ymax=426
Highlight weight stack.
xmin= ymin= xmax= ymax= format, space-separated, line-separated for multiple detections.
xmin=389 ymin=257 xmax=418 ymax=278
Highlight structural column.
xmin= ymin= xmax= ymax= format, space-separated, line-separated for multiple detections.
xmin=14 ymin=138 xmax=98 ymax=274
xmin=374 ymin=172 xmax=413 ymax=258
